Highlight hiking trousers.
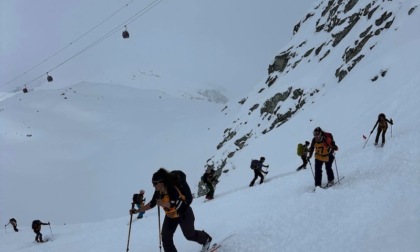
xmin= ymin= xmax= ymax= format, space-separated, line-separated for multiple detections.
xmin=314 ymin=155 xmax=335 ymax=187
xmin=249 ymin=169 xmax=264 ymax=186
xmin=298 ymin=155 xmax=308 ymax=169
xmin=161 ymin=206 xmax=209 ymax=252
xmin=375 ymin=127 xmax=387 ymax=144
xmin=205 ymin=181 xmax=215 ymax=198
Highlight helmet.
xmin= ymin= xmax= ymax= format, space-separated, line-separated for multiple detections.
xmin=260 ymin=156 xmax=266 ymax=161
xmin=140 ymin=189 xmax=145 ymax=194
xmin=305 ymin=141 xmax=310 ymax=145
xmin=313 ymin=127 xmax=322 ymax=137
xmin=378 ymin=113 xmax=385 ymax=119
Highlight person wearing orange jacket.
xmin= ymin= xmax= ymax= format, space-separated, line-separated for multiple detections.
xmin=308 ymin=127 xmax=338 ymax=189
xmin=130 ymin=168 xmax=212 ymax=252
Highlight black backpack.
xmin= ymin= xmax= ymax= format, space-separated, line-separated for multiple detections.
xmin=132 ymin=193 xmax=140 ymax=204
xmin=32 ymin=220 xmax=41 ymax=229
xmin=250 ymin=159 xmax=259 ymax=169
xmin=171 ymin=170 xmax=193 ymax=205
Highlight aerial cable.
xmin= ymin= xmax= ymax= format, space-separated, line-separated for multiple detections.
xmin=19 ymin=0 xmax=163 ymax=88
xmin=3 ymin=0 xmax=136 ymax=87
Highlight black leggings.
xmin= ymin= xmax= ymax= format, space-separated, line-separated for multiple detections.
xmin=249 ymin=169 xmax=264 ymax=186
xmin=161 ymin=206 xmax=209 ymax=252
xmin=34 ymin=231 xmax=43 ymax=242
xmin=314 ymin=156 xmax=335 ymax=187
xmin=375 ymin=128 xmax=387 ymax=144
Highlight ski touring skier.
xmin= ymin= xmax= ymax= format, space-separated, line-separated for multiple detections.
xmin=6 ymin=218 xmax=19 ymax=232
xmin=129 ymin=168 xmax=212 ymax=252
xmin=308 ymin=127 xmax=339 ymax=189
xmin=132 ymin=189 xmax=146 ymax=219
xmin=370 ymin=113 xmax=393 ymax=147
xmin=31 ymin=220 xmax=50 ymax=243
xmin=201 ymin=168 xmax=218 ymax=200
xmin=249 ymin=157 xmax=269 ymax=187
xmin=296 ymin=141 xmax=310 ymax=171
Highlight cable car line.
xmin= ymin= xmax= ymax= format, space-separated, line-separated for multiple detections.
xmin=3 ymin=0 xmax=136 ymax=87
xmin=16 ymin=0 xmax=163 ymax=89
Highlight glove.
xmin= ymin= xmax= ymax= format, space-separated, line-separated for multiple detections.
xmin=390 ymin=119 xmax=393 ymax=125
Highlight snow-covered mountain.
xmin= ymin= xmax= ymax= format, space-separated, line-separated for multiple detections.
xmin=201 ymin=0 xmax=420 ymax=192
xmin=1 ymin=0 xmax=420 ymax=251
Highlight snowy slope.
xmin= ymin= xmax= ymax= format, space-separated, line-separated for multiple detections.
xmin=1 ymin=0 xmax=420 ymax=251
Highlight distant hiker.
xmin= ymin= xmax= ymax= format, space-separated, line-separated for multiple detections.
xmin=370 ymin=113 xmax=393 ymax=147
xmin=130 ymin=168 xmax=212 ymax=252
xmin=132 ymin=189 xmax=146 ymax=219
xmin=32 ymin=220 xmax=50 ymax=243
xmin=6 ymin=218 xmax=19 ymax=232
xmin=308 ymin=127 xmax=339 ymax=188
xmin=201 ymin=169 xmax=218 ymax=200
xmin=249 ymin=157 xmax=269 ymax=187
xmin=296 ymin=141 xmax=310 ymax=171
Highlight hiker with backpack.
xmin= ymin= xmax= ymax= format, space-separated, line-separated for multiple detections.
xmin=201 ymin=168 xmax=218 ymax=200
xmin=6 ymin=218 xmax=19 ymax=232
xmin=249 ymin=157 xmax=269 ymax=187
xmin=296 ymin=141 xmax=310 ymax=171
xmin=32 ymin=220 xmax=50 ymax=243
xmin=308 ymin=127 xmax=339 ymax=189
xmin=370 ymin=113 xmax=393 ymax=147
xmin=132 ymin=189 xmax=146 ymax=219
xmin=129 ymin=168 xmax=212 ymax=252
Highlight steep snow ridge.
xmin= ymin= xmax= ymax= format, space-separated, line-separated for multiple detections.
xmin=202 ymin=0 xmax=420 ymax=188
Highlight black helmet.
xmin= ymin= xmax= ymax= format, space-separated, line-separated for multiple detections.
xmin=313 ymin=127 xmax=322 ymax=137
xmin=305 ymin=141 xmax=310 ymax=145
xmin=260 ymin=156 xmax=266 ymax=161
xmin=378 ymin=113 xmax=385 ymax=119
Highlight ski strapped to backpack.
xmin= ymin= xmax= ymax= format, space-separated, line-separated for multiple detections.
xmin=170 ymin=170 xmax=193 ymax=205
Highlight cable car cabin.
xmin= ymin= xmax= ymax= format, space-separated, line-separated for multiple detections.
xmin=23 ymin=87 xmax=28 ymax=93
xmin=122 ymin=30 xmax=130 ymax=39
xmin=47 ymin=75 xmax=53 ymax=82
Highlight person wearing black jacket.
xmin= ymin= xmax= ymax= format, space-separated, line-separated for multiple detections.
xmin=32 ymin=220 xmax=50 ymax=243
xmin=371 ymin=113 xmax=393 ymax=147
xmin=201 ymin=169 xmax=217 ymax=200
xmin=130 ymin=168 xmax=212 ymax=252
xmin=6 ymin=218 xmax=19 ymax=232
xmin=249 ymin=157 xmax=269 ymax=187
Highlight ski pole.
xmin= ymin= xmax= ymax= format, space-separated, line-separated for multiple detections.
xmin=48 ymin=223 xmax=54 ymax=241
xmin=363 ymin=132 xmax=372 ymax=148
xmin=391 ymin=123 xmax=393 ymax=138
xmin=126 ymin=203 xmax=135 ymax=252
xmin=308 ymin=159 xmax=314 ymax=179
xmin=334 ymin=155 xmax=341 ymax=184
xmin=158 ymin=206 xmax=162 ymax=252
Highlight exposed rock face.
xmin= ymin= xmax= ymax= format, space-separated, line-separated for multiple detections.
xmin=197 ymin=0 xmax=418 ymax=196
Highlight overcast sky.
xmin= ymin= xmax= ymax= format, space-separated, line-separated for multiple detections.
xmin=0 ymin=0 xmax=313 ymax=99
